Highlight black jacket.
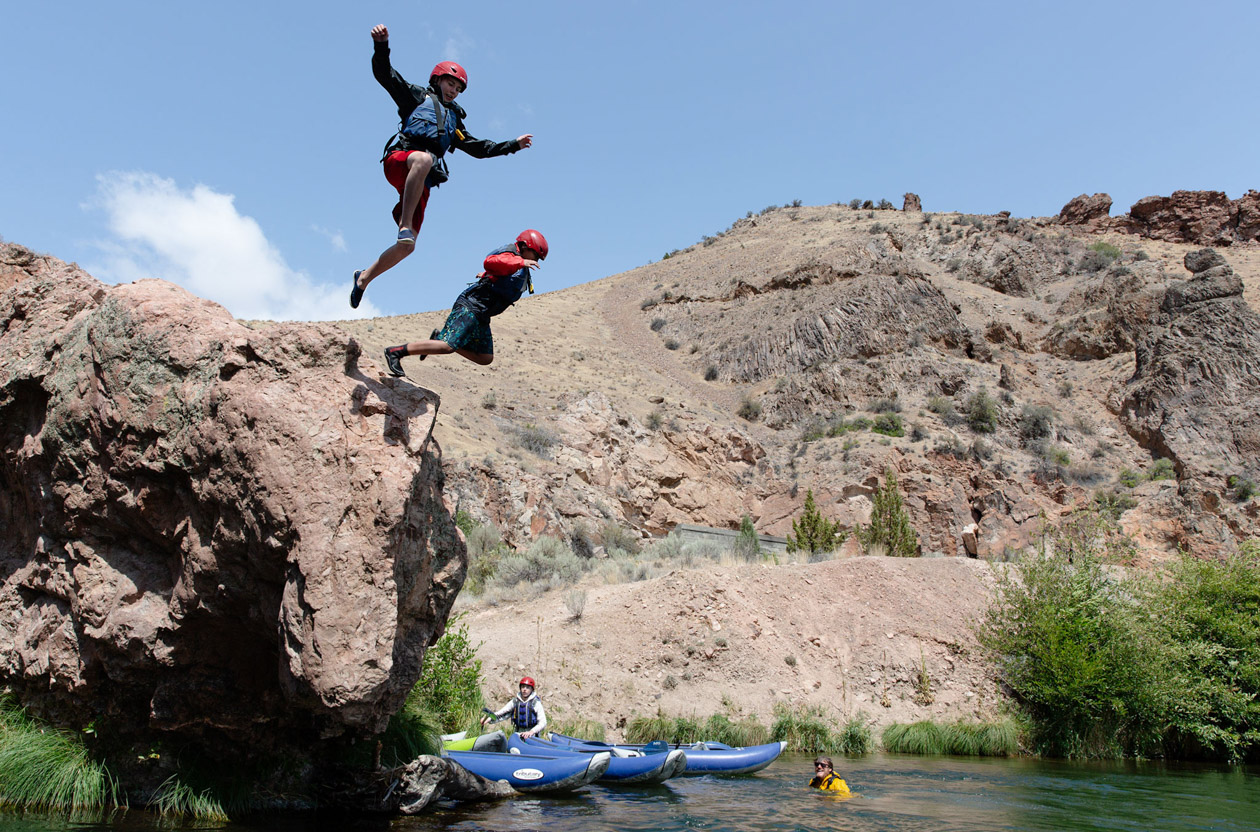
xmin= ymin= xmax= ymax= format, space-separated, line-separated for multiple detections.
xmin=373 ymin=41 xmax=522 ymax=162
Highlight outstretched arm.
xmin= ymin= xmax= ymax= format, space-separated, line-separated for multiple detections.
xmin=455 ymin=129 xmax=533 ymax=159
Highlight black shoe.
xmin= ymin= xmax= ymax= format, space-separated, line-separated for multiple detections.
xmin=350 ymin=271 xmax=365 ymax=309
xmin=384 ymin=347 xmax=406 ymax=377
xmin=418 ymin=328 xmax=441 ymax=361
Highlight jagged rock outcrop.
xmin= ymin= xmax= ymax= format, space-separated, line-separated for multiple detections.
xmin=1042 ymin=259 xmax=1169 ymax=359
xmin=1060 ymin=190 xmax=1260 ymax=246
xmin=715 ymin=273 xmax=967 ymax=383
xmin=937 ymin=235 xmax=1068 ymax=297
xmin=1058 ymin=193 xmax=1113 ymax=229
xmin=1121 ymin=249 xmax=1260 ymax=553
xmin=903 ymin=193 xmax=922 ymax=212
xmin=0 ymin=248 xmax=462 ymax=767
xmin=448 ymin=393 xmax=769 ymax=541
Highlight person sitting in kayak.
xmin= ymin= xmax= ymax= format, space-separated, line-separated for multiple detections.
xmin=809 ymin=756 xmax=852 ymax=795
xmin=482 ymin=676 xmax=548 ymax=739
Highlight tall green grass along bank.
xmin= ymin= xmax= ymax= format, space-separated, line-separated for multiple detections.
xmin=770 ymin=704 xmax=873 ymax=754
xmin=980 ymin=519 xmax=1260 ymax=762
xmin=626 ymin=710 xmax=768 ymax=747
xmin=881 ymin=719 xmax=1019 ymax=756
xmin=0 ymin=696 xmax=122 ymax=814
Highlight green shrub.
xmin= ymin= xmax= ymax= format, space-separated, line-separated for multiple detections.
xmin=464 ymin=520 xmax=510 ymax=594
xmin=1228 ymin=475 xmax=1257 ymax=502
xmin=857 ymin=470 xmax=918 ymax=557
xmin=872 ymin=413 xmax=904 ymax=437
xmin=704 ymin=365 xmax=718 ymax=381
xmin=787 ymin=490 xmax=844 ymax=556
xmin=510 ymin=423 xmax=560 ymax=458
xmin=737 ymin=396 xmax=762 ymax=422
xmin=650 ymin=317 xmax=666 ymax=332
xmin=928 ymin=396 xmax=955 ymax=417
xmin=1152 ymin=544 xmax=1260 ymax=763
xmin=410 ymin=612 xmax=485 ymax=734
xmin=965 ymin=389 xmax=999 ymax=434
xmin=978 ymin=534 xmax=1167 ymax=758
xmin=494 ymin=537 xmax=584 ymax=588
xmin=1118 ymin=468 xmax=1140 ymax=488
xmin=1093 ymin=489 xmax=1136 ymax=520
xmin=600 ymin=522 xmax=639 ymax=556
xmin=1148 ymin=458 xmax=1177 ymax=481
xmin=1019 ymin=404 xmax=1055 ymax=442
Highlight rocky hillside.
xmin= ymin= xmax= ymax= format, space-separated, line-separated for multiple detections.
xmin=329 ymin=191 xmax=1260 ymax=564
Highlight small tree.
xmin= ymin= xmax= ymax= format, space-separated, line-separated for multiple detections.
xmin=787 ymin=490 xmax=842 ymax=555
xmin=734 ymin=514 xmax=762 ymax=561
xmin=858 ymin=469 xmax=919 ymax=557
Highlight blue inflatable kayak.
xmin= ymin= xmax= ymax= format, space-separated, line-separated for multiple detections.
xmin=444 ymin=748 xmax=610 ymax=792
xmin=508 ymin=734 xmax=687 ymax=784
xmin=548 ymin=733 xmax=786 ymax=776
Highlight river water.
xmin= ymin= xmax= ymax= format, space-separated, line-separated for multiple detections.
xmin=3 ymin=753 xmax=1256 ymax=832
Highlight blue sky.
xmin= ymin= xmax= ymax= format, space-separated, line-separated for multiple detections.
xmin=2 ymin=1 xmax=1256 ymax=320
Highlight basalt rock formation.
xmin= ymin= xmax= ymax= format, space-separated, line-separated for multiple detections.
xmin=1121 ymin=249 xmax=1260 ymax=554
xmin=1060 ymin=190 xmax=1260 ymax=245
xmin=0 ymin=246 xmax=462 ymax=775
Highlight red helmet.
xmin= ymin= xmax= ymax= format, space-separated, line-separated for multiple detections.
xmin=516 ymin=229 xmax=548 ymax=260
xmin=430 ymin=61 xmax=468 ymax=91
xmin=519 ymin=677 xmax=536 ymax=688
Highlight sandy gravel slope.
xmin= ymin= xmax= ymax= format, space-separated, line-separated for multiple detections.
xmin=464 ymin=555 xmax=1005 ymax=740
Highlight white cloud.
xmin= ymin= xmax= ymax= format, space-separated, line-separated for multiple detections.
xmin=88 ymin=172 xmax=378 ymax=321
xmin=443 ymin=28 xmax=474 ymax=62
xmin=312 ymin=224 xmax=348 ymax=253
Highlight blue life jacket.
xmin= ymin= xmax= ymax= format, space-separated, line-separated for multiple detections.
xmin=400 ymin=94 xmax=458 ymax=157
xmin=513 ymin=695 xmax=540 ymax=731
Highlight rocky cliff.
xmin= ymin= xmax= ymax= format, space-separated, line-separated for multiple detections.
xmin=0 ymin=244 xmax=462 ymax=769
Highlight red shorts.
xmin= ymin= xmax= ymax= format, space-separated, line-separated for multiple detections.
xmin=383 ymin=150 xmax=432 ymax=230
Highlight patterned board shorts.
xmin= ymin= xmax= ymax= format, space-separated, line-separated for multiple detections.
xmin=437 ymin=305 xmax=493 ymax=355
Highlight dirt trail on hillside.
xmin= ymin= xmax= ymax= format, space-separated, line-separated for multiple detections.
xmin=463 ymin=555 xmax=1004 ymax=740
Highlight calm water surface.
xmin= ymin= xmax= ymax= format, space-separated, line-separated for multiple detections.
xmin=4 ymin=753 xmax=1256 ymax=832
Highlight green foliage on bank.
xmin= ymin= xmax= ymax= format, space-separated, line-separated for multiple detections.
xmin=626 ymin=710 xmax=769 ymax=748
xmin=0 ymin=697 xmax=122 ymax=814
xmin=770 ymin=704 xmax=874 ymax=755
xmin=881 ymin=719 xmax=1019 ymax=756
xmin=980 ymin=526 xmax=1260 ymax=762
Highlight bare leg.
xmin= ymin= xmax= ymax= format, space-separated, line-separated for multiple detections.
xmin=397 ymin=152 xmax=433 ymax=235
xmin=357 ymin=241 xmax=412 ymax=289
xmin=400 ymin=339 xmax=493 ymax=365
